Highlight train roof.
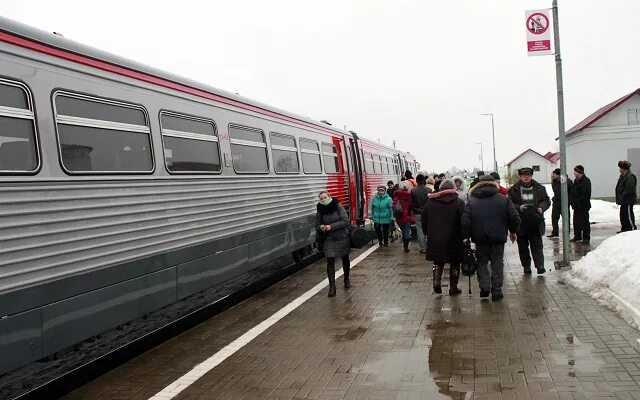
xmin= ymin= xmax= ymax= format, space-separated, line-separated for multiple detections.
xmin=0 ymin=16 xmax=411 ymax=157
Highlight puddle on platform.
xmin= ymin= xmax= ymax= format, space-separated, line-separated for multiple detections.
xmin=372 ymin=307 xmax=409 ymax=321
xmin=546 ymin=333 xmax=605 ymax=376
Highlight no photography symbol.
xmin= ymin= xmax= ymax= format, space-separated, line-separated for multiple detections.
xmin=527 ymin=13 xmax=549 ymax=35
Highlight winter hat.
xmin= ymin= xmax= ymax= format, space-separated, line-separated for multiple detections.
xmin=477 ymin=171 xmax=485 ymax=177
xmin=439 ymin=179 xmax=455 ymax=190
xmin=618 ymin=160 xmax=632 ymax=170
xmin=489 ymin=172 xmax=500 ymax=180
xmin=574 ymin=165 xmax=585 ymax=174
xmin=553 ymin=168 xmax=561 ymax=175
xmin=377 ymin=185 xmax=386 ymax=192
xmin=518 ymin=167 xmax=533 ymax=175
xmin=480 ymin=175 xmax=495 ymax=182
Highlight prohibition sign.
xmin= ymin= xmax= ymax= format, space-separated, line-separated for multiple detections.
xmin=527 ymin=13 xmax=549 ymax=35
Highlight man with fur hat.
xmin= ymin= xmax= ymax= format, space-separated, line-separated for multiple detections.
xmin=549 ymin=168 xmax=573 ymax=238
xmin=570 ymin=165 xmax=591 ymax=244
xmin=463 ymin=176 xmax=520 ymax=301
xmin=616 ymin=160 xmax=637 ymax=232
xmin=508 ymin=167 xmax=551 ymax=274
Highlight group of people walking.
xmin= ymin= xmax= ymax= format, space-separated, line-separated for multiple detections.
xmin=316 ymin=160 xmax=637 ymax=299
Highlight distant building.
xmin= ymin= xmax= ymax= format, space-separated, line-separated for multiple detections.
xmin=506 ymin=149 xmax=558 ymax=184
xmin=563 ymin=88 xmax=640 ymax=200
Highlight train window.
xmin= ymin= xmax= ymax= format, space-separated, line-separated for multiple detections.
xmin=364 ymin=152 xmax=374 ymax=173
xmin=160 ymin=112 xmax=221 ymax=173
xmin=270 ymin=132 xmax=299 ymax=174
xmin=0 ymin=81 xmax=39 ymax=173
xmin=229 ymin=125 xmax=268 ymax=173
xmin=300 ymin=138 xmax=322 ymax=173
xmin=322 ymin=142 xmax=339 ymax=174
xmin=382 ymin=156 xmax=390 ymax=174
xmin=54 ymin=92 xmax=152 ymax=173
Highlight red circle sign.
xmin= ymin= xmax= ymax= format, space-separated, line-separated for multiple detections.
xmin=527 ymin=13 xmax=549 ymax=35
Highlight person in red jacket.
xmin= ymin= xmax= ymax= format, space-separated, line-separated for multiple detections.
xmin=392 ymin=181 xmax=415 ymax=252
xmin=490 ymin=172 xmax=508 ymax=196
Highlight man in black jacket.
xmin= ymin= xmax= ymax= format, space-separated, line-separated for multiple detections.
xmin=463 ymin=177 xmax=520 ymax=301
xmin=411 ymin=174 xmax=431 ymax=253
xmin=571 ymin=165 xmax=592 ymax=244
xmin=616 ymin=160 xmax=638 ymax=232
xmin=549 ymin=168 xmax=573 ymax=238
xmin=508 ymin=167 xmax=551 ymax=274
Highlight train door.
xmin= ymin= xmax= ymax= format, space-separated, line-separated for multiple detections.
xmin=395 ymin=154 xmax=403 ymax=179
xmin=348 ymin=136 xmax=365 ymax=225
xmin=341 ymin=139 xmax=355 ymax=221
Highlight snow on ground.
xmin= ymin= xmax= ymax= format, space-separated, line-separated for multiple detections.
xmin=565 ymin=231 xmax=640 ymax=329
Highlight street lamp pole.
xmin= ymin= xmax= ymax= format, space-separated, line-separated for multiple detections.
xmin=481 ymin=113 xmax=498 ymax=172
xmin=475 ymin=142 xmax=484 ymax=171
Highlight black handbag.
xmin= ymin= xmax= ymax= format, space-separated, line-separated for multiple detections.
xmin=348 ymin=225 xmax=368 ymax=249
xmin=462 ymin=243 xmax=477 ymax=277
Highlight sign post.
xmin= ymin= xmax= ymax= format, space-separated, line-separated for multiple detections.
xmin=526 ymin=9 xmax=552 ymax=56
xmin=526 ymin=3 xmax=570 ymax=267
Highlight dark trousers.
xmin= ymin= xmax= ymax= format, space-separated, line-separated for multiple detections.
xmin=517 ymin=232 xmax=544 ymax=270
xmin=620 ymin=204 xmax=637 ymax=232
xmin=327 ymin=255 xmax=350 ymax=275
xmin=573 ymin=208 xmax=591 ymax=240
xmin=551 ymin=202 xmax=570 ymax=235
xmin=476 ymin=244 xmax=505 ymax=293
xmin=374 ymin=223 xmax=390 ymax=244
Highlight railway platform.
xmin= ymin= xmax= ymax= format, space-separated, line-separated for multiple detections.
xmin=64 ymin=225 xmax=640 ymax=400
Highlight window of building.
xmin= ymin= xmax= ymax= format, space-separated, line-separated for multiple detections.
xmin=532 ymin=165 xmax=540 ymax=171
xmin=160 ymin=112 xmax=220 ymax=173
xmin=229 ymin=124 xmax=268 ymax=173
xmin=364 ymin=152 xmax=374 ymax=173
xmin=322 ymin=142 xmax=340 ymax=173
xmin=54 ymin=92 xmax=153 ymax=173
xmin=628 ymin=109 xmax=639 ymax=125
xmin=300 ymin=138 xmax=322 ymax=173
xmin=270 ymin=132 xmax=299 ymax=174
xmin=0 ymin=80 xmax=39 ymax=173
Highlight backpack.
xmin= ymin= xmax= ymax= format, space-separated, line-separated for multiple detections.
xmin=461 ymin=243 xmax=477 ymax=277
xmin=393 ymin=201 xmax=403 ymax=219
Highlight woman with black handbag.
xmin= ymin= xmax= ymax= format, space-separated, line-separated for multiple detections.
xmin=316 ymin=191 xmax=351 ymax=297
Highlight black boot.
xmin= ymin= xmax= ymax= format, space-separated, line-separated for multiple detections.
xmin=433 ymin=264 xmax=443 ymax=294
xmin=403 ymin=239 xmax=410 ymax=253
xmin=327 ymin=263 xmax=336 ymax=297
xmin=343 ymin=259 xmax=351 ymax=289
xmin=449 ymin=264 xmax=462 ymax=296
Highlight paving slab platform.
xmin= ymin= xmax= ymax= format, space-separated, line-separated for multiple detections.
xmin=64 ymin=225 xmax=640 ymax=400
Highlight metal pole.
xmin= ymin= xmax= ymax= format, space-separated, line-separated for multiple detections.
xmin=553 ymin=0 xmax=570 ymax=267
xmin=480 ymin=143 xmax=484 ymax=171
xmin=491 ymin=115 xmax=497 ymax=172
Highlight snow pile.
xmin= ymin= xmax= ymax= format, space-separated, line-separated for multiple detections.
xmin=589 ymin=200 xmax=621 ymax=224
xmin=565 ymin=231 xmax=640 ymax=329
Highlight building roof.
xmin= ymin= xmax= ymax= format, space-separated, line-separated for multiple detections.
xmin=565 ymin=88 xmax=640 ymax=138
xmin=543 ymin=151 xmax=560 ymax=164
xmin=506 ymin=149 xmax=546 ymax=166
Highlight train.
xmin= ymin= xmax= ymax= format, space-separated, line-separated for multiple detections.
xmin=0 ymin=16 xmax=419 ymax=375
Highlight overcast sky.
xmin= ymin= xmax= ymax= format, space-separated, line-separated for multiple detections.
xmin=2 ymin=0 xmax=638 ymax=172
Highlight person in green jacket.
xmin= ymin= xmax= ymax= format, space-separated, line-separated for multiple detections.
xmin=371 ymin=185 xmax=393 ymax=246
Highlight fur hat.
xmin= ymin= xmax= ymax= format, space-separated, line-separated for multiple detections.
xmin=574 ymin=165 xmax=585 ymax=174
xmin=618 ymin=160 xmax=632 ymax=170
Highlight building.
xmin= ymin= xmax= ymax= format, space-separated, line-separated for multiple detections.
xmin=506 ymin=149 xmax=558 ymax=184
xmin=564 ymin=88 xmax=640 ymax=200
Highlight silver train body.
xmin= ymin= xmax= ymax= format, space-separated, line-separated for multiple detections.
xmin=0 ymin=17 xmax=419 ymax=374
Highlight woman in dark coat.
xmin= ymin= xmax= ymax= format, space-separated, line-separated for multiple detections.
xmin=316 ymin=191 xmax=351 ymax=297
xmin=421 ymin=180 xmax=465 ymax=295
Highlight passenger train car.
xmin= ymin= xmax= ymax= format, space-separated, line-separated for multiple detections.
xmin=0 ymin=17 xmax=419 ymax=374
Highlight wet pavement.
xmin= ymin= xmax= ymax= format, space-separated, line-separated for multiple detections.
xmin=64 ymin=224 xmax=640 ymax=400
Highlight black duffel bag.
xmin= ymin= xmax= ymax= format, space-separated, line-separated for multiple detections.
xmin=348 ymin=225 xmax=369 ymax=249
